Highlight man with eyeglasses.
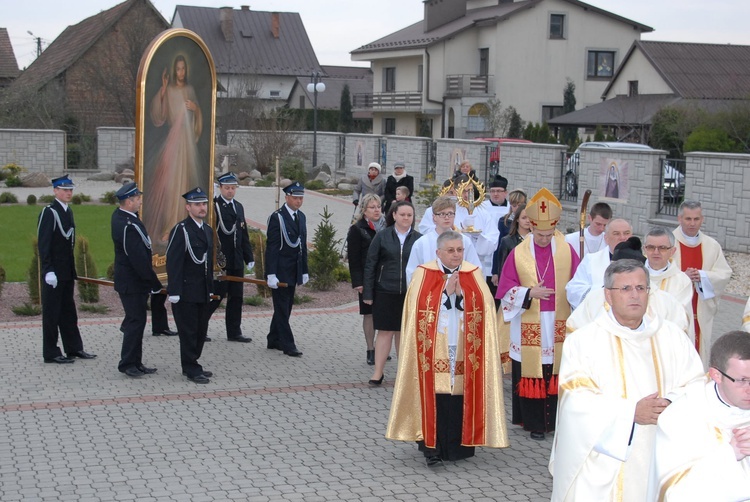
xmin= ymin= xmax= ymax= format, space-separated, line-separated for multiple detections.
xmin=566 ymin=237 xmax=691 ymax=337
xmin=672 ymin=200 xmax=732 ymax=367
xmin=643 ymin=227 xmax=694 ymax=339
xmin=387 ymin=231 xmax=509 ymax=466
xmin=566 ymin=218 xmax=634 ymax=309
xmin=648 ymin=330 xmax=750 ymax=501
xmin=551 ymin=259 xmax=704 ymax=501
xmin=405 ymin=196 xmax=481 ymax=285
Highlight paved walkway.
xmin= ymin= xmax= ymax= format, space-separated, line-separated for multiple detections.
xmin=1 ymin=289 xmax=746 ymax=501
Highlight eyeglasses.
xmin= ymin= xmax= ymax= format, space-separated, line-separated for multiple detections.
xmin=606 ymin=285 xmax=650 ymax=293
xmin=435 ymin=212 xmax=456 ymax=218
xmin=644 ymin=245 xmax=673 ymax=252
xmin=714 ymin=367 xmax=750 ymax=387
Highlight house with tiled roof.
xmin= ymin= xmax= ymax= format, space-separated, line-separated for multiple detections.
xmin=172 ymin=5 xmax=323 ymax=104
xmin=0 ymin=28 xmax=20 ymax=87
xmin=8 ymin=0 xmax=168 ymax=132
xmin=350 ymin=0 xmax=651 ymax=139
xmin=548 ymin=40 xmax=750 ymax=140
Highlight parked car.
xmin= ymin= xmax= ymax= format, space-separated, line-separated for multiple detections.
xmin=565 ymin=142 xmax=654 ymax=197
xmin=662 ymin=161 xmax=685 ymax=203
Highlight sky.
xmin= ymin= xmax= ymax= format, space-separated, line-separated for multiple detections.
xmin=4 ymin=0 xmax=750 ymax=71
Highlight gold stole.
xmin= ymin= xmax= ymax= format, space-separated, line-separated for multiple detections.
xmin=414 ymin=267 xmax=487 ymax=448
xmin=514 ymin=231 xmax=571 ymax=397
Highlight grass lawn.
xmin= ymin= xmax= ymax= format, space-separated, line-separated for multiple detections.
xmin=0 ymin=204 xmax=116 ymax=282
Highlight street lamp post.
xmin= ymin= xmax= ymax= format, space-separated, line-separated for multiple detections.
xmin=306 ymin=71 xmax=326 ymax=168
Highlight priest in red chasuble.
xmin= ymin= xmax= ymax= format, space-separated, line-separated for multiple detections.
xmin=672 ymin=200 xmax=732 ymax=367
xmin=496 ymin=188 xmax=580 ymax=440
xmin=386 ymin=230 xmax=509 ymax=467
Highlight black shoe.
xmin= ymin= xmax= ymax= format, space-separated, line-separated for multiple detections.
xmin=284 ymin=349 xmax=303 ymax=357
xmin=44 ymin=355 xmax=74 ymax=364
xmin=137 ymin=366 xmax=157 ymax=374
xmin=203 ymin=336 xmax=212 ymax=342
xmin=124 ymin=367 xmax=144 ymax=378
xmin=228 ymin=336 xmax=252 ymax=343
xmin=426 ymin=456 xmax=444 ymax=467
xmin=152 ymin=329 xmax=178 ymax=336
xmin=368 ymin=375 xmax=384 ymax=386
xmin=182 ymin=371 xmax=213 ymax=378
xmin=387 ymin=355 xmax=392 ymax=361
xmin=67 ymin=351 xmax=97 ymax=359
xmin=187 ymin=374 xmax=210 ymax=384
xmin=366 ymin=350 xmax=375 ymax=365
xmin=530 ymin=431 xmax=546 ymax=440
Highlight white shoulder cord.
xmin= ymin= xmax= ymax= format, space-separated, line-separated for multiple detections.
xmin=277 ymin=212 xmax=301 ymax=249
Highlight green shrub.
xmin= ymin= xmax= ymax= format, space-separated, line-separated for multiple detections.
xmin=308 ymin=206 xmax=341 ymax=291
xmin=254 ymin=178 xmax=273 ymax=187
xmin=100 ymin=191 xmax=118 ymax=204
xmin=0 ymin=192 xmax=18 ymax=203
xmin=38 ymin=195 xmax=55 ymax=204
xmin=12 ymin=303 xmax=41 ymax=316
xmin=106 ymin=262 xmax=115 ymax=281
xmin=243 ymin=295 xmax=265 ymax=306
xmin=80 ymin=304 xmax=109 ymax=314
xmin=684 ymin=126 xmax=741 ymax=153
xmin=334 ymin=265 xmax=351 ymax=283
xmin=28 ymin=238 xmax=40 ymax=304
xmin=27 ymin=194 xmax=37 ymax=205
xmin=5 ymin=176 xmax=22 ymax=187
xmin=414 ymin=184 xmax=442 ymax=206
xmin=293 ymin=294 xmax=313 ymax=305
xmin=75 ymin=236 xmax=99 ymax=303
xmin=305 ymin=180 xmax=325 ymax=190
xmin=281 ymin=157 xmax=306 ymax=183
xmin=70 ymin=194 xmax=90 ymax=205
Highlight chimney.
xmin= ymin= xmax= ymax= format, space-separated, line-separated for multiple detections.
xmin=220 ymin=7 xmax=234 ymax=43
xmin=240 ymin=5 xmax=249 ymax=10
xmin=271 ymin=12 xmax=280 ymax=39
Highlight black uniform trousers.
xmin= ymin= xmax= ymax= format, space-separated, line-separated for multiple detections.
xmin=511 ymin=360 xmax=557 ymax=433
xmin=42 ymin=280 xmax=83 ymax=360
xmin=118 ymin=292 xmax=148 ymax=372
xmin=173 ymin=301 xmax=209 ymax=377
xmin=207 ymin=266 xmax=244 ymax=339
xmin=150 ymin=293 xmax=172 ymax=333
xmin=268 ymin=281 xmax=297 ymax=352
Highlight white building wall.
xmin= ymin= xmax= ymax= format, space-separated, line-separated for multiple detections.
xmin=603 ymin=48 xmax=674 ymax=98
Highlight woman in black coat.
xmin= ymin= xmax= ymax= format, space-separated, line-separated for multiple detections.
xmin=383 ymin=162 xmax=414 ymax=214
xmin=363 ymin=201 xmax=421 ymax=385
xmin=346 ymin=193 xmax=386 ymax=365
xmin=496 ymin=203 xmax=531 ymax=273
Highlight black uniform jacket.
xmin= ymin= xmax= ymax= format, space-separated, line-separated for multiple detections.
xmin=166 ymin=217 xmax=214 ymax=303
xmin=37 ymin=200 xmax=76 ymax=281
xmin=214 ymin=196 xmax=254 ymax=269
xmin=111 ymin=208 xmax=162 ymax=294
xmin=264 ymin=204 xmax=308 ymax=286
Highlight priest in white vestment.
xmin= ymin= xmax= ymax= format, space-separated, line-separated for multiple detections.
xmin=406 ymin=196 xmax=481 ymax=284
xmin=564 ymin=201 xmax=611 ymax=258
xmin=566 ymin=218 xmax=633 ymax=309
xmin=550 ymin=259 xmax=704 ymax=501
xmin=672 ymin=200 xmax=732 ymax=366
xmin=648 ymin=330 xmax=750 ymax=501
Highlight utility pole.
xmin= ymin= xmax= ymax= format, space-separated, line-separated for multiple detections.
xmin=27 ymin=31 xmax=42 ymax=57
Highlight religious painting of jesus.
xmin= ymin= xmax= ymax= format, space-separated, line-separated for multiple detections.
xmin=135 ymin=29 xmax=217 ymax=268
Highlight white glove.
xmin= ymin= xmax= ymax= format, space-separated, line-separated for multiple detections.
xmin=462 ymin=215 xmax=476 ymax=229
xmin=267 ymin=274 xmax=279 ymax=289
xmin=45 ymin=272 xmax=58 ymax=289
xmin=246 ymin=262 xmax=255 ymax=277
xmin=302 ymin=274 xmax=309 ymax=285
xmin=168 ymin=295 xmax=180 ymax=303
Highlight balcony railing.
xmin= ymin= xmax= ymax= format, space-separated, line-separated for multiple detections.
xmin=353 ymin=91 xmax=423 ymax=110
xmin=445 ymin=74 xmax=494 ymax=97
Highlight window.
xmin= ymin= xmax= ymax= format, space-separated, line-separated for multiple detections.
xmin=587 ymin=50 xmax=615 ymax=78
xmin=270 ymin=90 xmax=281 ymax=97
xmin=245 ymin=89 xmax=257 ymax=97
xmin=384 ymin=118 xmax=396 ymax=135
xmin=417 ymin=64 xmax=423 ymax=92
xmin=542 ymin=105 xmax=564 ymax=123
xmin=299 ymin=95 xmax=306 ymax=109
xmin=479 ymin=48 xmax=489 ymax=76
xmin=467 ymin=103 xmax=489 ymax=132
xmin=628 ymin=80 xmax=639 ymax=97
xmin=384 ymin=67 xmax=396 ymax=92
xmin=549 ymin=14 xmax=565 ymax=39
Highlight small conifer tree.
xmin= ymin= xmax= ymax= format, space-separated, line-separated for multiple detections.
xmin=75 ymin=236 xmax=99 ymax=303
xmin=28 ymin=238 xmax=41 ymax=304
xmin=308 ymin=206 xmax=341 ymax=291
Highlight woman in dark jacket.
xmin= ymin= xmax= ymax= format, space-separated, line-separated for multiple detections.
xmin=347 ymin=193 xmax=386 ymax=365
xmin=382 ymin=161 xmax=414 ymax=214
xmin=363 ymin=201 xmax=421 ymax=385
xmin=496 ymin=203 xmax=531 ymax=272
